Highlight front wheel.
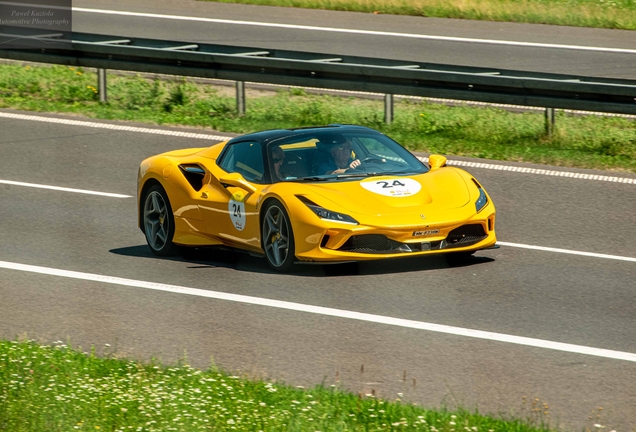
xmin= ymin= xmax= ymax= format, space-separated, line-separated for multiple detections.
xmin=261 ymin=201 xmax=296 ymax=272
xmin=142 ymin=184 xmax=178 ymax=256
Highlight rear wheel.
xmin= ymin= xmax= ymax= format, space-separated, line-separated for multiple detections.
xmin=142 ymin=184 xmax=178 ymax=256
xmin=261 ymin=201 xmax=295 ymax=272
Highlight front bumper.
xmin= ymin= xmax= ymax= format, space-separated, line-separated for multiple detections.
xmin=293 ymin=203 xmax=497 ymax=262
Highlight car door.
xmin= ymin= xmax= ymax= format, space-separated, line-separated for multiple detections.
xmin=198 ymin=141 xmax=264 ymax=251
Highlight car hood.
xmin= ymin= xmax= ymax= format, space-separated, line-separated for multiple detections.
xmin=302 ymin=169 xmax=472 ymax=219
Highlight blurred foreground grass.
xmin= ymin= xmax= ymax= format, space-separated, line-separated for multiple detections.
xmin=1 ymin=63 xmax=635 ymax=172
xmin=0 ymin=339 xmax=558 ymax=432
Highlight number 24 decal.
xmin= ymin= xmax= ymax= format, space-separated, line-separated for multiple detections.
xmin=232 ymin=203 xmax=241 ymax=218
xmin=376 ymin=180 xmax=406 ymax=188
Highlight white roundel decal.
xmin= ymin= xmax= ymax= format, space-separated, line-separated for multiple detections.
xmin=228 ymin=199 xmax=246 ymax=231
xmin=360 ymin=178 xmax=421 ymax=197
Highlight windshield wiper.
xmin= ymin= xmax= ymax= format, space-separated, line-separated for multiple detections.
xmin=334 ymin=172 xmax=382 ymax=179
xmin=373 ymin=170 xmax=418 ymax=176
xmin=334 ymin=171 xmax=417 ymax=178
xmin=290 ymin=171 xmax=414 ymax=182
xmin=292 ymin=176 xmax=331 ymax=182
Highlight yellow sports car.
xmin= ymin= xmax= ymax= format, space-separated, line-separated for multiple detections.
xmin=138 ymin=125 xmax=497 ymax=271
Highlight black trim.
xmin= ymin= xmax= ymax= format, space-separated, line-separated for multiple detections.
xmin=446 ymin=224 xmax=488 ymax=247
xmin=178 ymin=164 xmax=205 ymax=191
xmin=332 ymin=224 xmax=489 ymax=255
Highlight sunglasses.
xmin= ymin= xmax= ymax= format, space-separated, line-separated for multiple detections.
xmin=273 ymin=157 xmax=283 ymax=163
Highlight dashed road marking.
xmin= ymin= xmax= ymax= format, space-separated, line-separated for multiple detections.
xmin=2 ymin=111 xmax=634 ymax=185
xmin=0 ymin=112 xmax=229 ymax=141
xmin=417 ymin=157 xmax=635 ymax=185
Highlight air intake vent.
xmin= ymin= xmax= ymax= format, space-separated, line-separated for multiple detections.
xmin=446 ymin=224 xmax=487 ymax=247
xmin=178 ymin=164 xmax=206 ymax=191
xmin=339 ymin=235 xmax=408 ymax=254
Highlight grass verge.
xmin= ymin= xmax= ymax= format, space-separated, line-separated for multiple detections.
xmin=200 ymin=0 xmax=636 ymax=30
xmin=0 ymin=339 xmax=557 ymax=432
xmin=1 ymin=63 xmax=635 ymax=173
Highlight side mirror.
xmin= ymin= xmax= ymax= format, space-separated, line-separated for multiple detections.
xmin=428 ymin=154 xmax=447 ymax=171
xmin=219 ymin=172 xmax=257 ymax=194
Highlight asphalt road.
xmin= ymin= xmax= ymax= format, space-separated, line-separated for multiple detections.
xmin=2 ymin=1 xmax=636 ymax=429
xmin=0 ymin=111 xmax=635 ymax=430
xmin=71 ymin=0 xmax=636 ymax=79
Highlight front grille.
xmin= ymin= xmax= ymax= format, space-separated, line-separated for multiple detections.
xmin=446 ymin=224 xmax=487 ymax=247
xmin=338 ymin=235 xmax=406 ymax=254
xmin=333 ymin=224 xmax=487 ymax=255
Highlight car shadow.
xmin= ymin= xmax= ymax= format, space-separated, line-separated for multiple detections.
xmin=110 ymin=245 xmax=265 ymax=272
xmin=110 ymin=245 xmax=494 ymax=276
xmin=316 ymin=254 xmax=494 ymax=276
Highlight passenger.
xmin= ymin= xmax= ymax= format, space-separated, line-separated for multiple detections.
xmin=271 ymin=145 xmax=288 ymax=180
xmin=317 ymin=137 xmax=361 ymax=174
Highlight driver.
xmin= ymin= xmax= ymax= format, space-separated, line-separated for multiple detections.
xmin=317 ymin=137 xmax=361 ymax=174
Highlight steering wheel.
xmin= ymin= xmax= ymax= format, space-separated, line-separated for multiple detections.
xmin=360 ymin=156 xmax=385 ymax=164
xmin=351 ymin=156 xmax=385 ymax=169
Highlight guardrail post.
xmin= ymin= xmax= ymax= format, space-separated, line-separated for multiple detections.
xmin=545 ymin=107 xmax=555 ymax=137
xmin=236 ymin=81 xmax=246 ymax=116
xmin=384 ymin=94 xmax=394 ymax=124
xmin=97 ymin=68 xmax=107 ymax=103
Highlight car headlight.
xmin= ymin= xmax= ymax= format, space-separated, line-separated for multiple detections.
xmin=307 ymin=204 xmax=359 ymax=225
xmin=475 ymin=187 xmax=488 ymax=213
xmin=296 ymin=196 xmax=359 ymax=225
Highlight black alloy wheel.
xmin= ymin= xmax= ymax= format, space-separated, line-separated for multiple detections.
xmin=142 ymin=184 xmax=178 ymax=256
xmin=261 ymin=201 xmax=296 ymax=272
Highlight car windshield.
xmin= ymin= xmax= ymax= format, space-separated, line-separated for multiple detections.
xmin=267 ymin=130 xmax=427 ymax=183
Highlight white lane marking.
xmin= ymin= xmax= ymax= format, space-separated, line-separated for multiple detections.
xmin=3 ymin=112 xmax=635 ymax=185
xmin=0 ymin=179 xmax=131 ymax=198
xmin=498 ymin=241 xmax=636 ymax=262
xmin=0 ymin=112 xmax=230 ymax=141
xmin=1 ymin=259 xmax=635 ymax=362
xmin=416 ymin=157 xmax=635 ymax=185
xmin=73 ymin=7 xmax=636 ymax=55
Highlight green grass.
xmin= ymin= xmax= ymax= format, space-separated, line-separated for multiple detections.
xmin=200 ymin=0 xmax=636 ymax=30
xmin=0 ymin=339 xmax=558 ymax=432
xmin=1 ymin=63 xmax=636 ymax=173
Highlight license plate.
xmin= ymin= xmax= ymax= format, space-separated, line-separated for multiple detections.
xmin=412 ymin=229 xmax=439 ymax=237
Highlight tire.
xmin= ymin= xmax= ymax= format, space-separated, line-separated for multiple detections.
xmin=261 ymin=201 xmax=296 ymax=272
xmin=142 ymin=184 xmax=178 ymax=256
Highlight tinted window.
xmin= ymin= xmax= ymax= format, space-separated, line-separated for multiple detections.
xmin=267 ymin=130 xmax=426 ymax=182
xmin=218 ymin=141 xmax=264 ymax=182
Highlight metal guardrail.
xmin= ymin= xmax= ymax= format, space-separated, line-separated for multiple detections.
xmin=1 ymin=28 xmax=636 ymax=117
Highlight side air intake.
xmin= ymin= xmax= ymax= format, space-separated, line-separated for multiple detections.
xmin=178 ymin=164 xmax=206 ymax=191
